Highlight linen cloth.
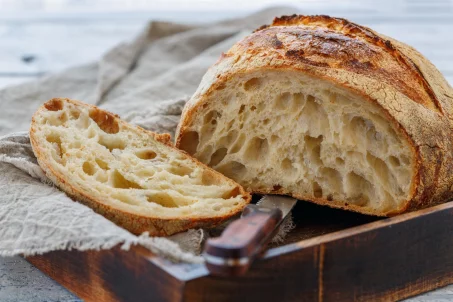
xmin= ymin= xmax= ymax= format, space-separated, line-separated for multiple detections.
xmin=0 ymin=7 xmax=297 ymax=262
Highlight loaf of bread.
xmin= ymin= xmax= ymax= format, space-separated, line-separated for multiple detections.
xmin=175 ymin=15 xmax=453 ymax=216
xmin=30 ymin=98 xmax=250 ymax=236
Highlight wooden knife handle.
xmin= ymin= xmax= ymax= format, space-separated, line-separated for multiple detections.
xmin=203 ymin=204 xmax=282 ymax=276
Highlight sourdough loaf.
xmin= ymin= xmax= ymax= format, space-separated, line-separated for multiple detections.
xmin=30 ymin=98 xmax=250 ymax=236
xmin=175 ymin=15 xmax=453 ymax=216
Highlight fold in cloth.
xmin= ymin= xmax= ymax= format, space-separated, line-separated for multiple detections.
xmin=0 ymin=7 xmax=298 ymax=262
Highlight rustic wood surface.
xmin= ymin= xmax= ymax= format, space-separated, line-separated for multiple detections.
xmin=1 ymin=0 xmax=453 ymax=301
xmin=25 ymin=201 xmax=453 ymax=302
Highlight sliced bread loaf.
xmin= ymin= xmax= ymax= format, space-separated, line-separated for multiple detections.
xmin=175 ymin=15 xmax=453 ymax=216
xmin=30 ymin=98 xmax=250 ymax=236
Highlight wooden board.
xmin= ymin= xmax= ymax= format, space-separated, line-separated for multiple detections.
xmin=27 ymin=200 xmax=453 ymax=302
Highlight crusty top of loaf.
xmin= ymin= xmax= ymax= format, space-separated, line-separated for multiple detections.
xmin=248 ymin=15 xmax=441 ymax=112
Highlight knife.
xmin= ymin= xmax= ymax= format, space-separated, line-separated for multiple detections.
xmin=203 ymin=195 xmax=297 ymax=276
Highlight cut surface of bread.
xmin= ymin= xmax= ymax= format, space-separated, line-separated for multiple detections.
xmin=176 ymin=15 xmax=453 ymax=216
xmin=178 ymin=71 xmax=414 ymax=215
xmin=30 ymin=98 xmax=250 ymax=236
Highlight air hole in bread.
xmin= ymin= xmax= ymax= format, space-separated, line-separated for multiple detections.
xmin=320 ymin=167 xmax=342 ymax=194
xmin=146 ymin=192 xmax=178 ymax=208
xmin=135 ymin=168 xmax=156 ymax=179
xmin=244 ymin=137 xmax=269 ymax=162
xmin=95 ymin=158 xmax=109 ymax=170
xmin=69 ymin=140 xmax=82 ymax=149
xmin=302 ymin=96 xmax=329 ymax=136
xmin=77 ymin=116 xmax=90 ymax=129
xmin=135 ymin=149 xmax=157 ymax=160
xmin=209 ymin=147 xmax=228 ymax=167
xmin=200 ymin=123 xmax=216 ymax=144
xmin=229 ymin=133 xmax=246 ymax=154
xmin=304 ymin=135 xmax=323 ymax=166
xmin=168 ymin=165 xmax=193 ymax=177
xmin=198 ymin=144 xmax=214 ymax=163
xmin=89 ymin=109 xmax=119 ymax=134
xmin=111 ymin=170 xmax=142 ymax=189
xmin=218 ymin=130 xmax=238 ymax=147
xmin=350 ymin=193 xmax=370 ymax=207
xmin=366 ymin=153 xmax=390 ymax=187
xmin=98 ymin=136 xmax=126 ymax=152
xmin=313 ymin=181 xmax=323 ymax=198
xmin=335 ymin=157 xmax=345 ymax=166
xmin=58 ymin=112 xmax=68 ymax=124
xmin=281 ymin=158 xmax=292 ymax=170
xmin=244 ymin=77 xmax=262 ymax=91
xmin=225 ymin=119 xmax=235 ymax=131
xmin=179 ymin=131 xmax=199 ymax=155
xmin=87 ymin=127 xmax=97 ymax=139
xmin=204 ymin=110 xmax=221 ymax=124
xmin=366 ymin=125 xmax=384 ymax=151
xmin=46 ymin=134 xmax=63 ymax=160
xmin=222 ymin=186 xmax=241 ymax=199
xmin=82 ymin=161 xmax=96 ymax=176
xmin=217 ymin=161 xmax=246 ymax=180
xmin=346 ymin=172 xmax=372 ymax=206
xmin=238 ymin=105 xmax=245 ymax=114
xmin=324 ymin=90 xmax=337 ymax=103
xmin=45 ymin=112 xmax=69 ymax=127
xmin=46 ymin=133 xmax=61 ymax=144
xmin=275 ymin=92 xmax=291 ymax=110
xmin=389 ymin=156 xmax=400 ymax=167
xmin=292 ymin=93 xmax=305 ymax=109
xmin=349 ymin=116 xmax=368 ymax=142
xmin=44 ymin=99 xmax=63 ymax=111
xmin=69 ymin=110 xmax=80 ymax=120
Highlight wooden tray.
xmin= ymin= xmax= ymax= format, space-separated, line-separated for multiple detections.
xmin=26 ymin=200 xmax=453 ymax=302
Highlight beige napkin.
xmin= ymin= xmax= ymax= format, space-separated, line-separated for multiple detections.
xmin=0 ymin=7 xmax=297 ymax=262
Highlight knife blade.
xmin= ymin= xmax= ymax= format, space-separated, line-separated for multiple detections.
xmin=203 ymin=195 xmax=297 ymax=276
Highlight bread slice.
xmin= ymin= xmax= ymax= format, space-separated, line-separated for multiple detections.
xmin=30 ymin=98 xmax=250 ymax=236
xmin=176 ymin=15 xmax=453 ymax=216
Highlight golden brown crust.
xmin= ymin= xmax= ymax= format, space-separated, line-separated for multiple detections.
xmin=176 ymin=15 xmax=453 ymax=216
xmin=249 ymin=15 xmax=441 ymax=112
xmin=30 ymin=98 xmax=251 ymax=236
